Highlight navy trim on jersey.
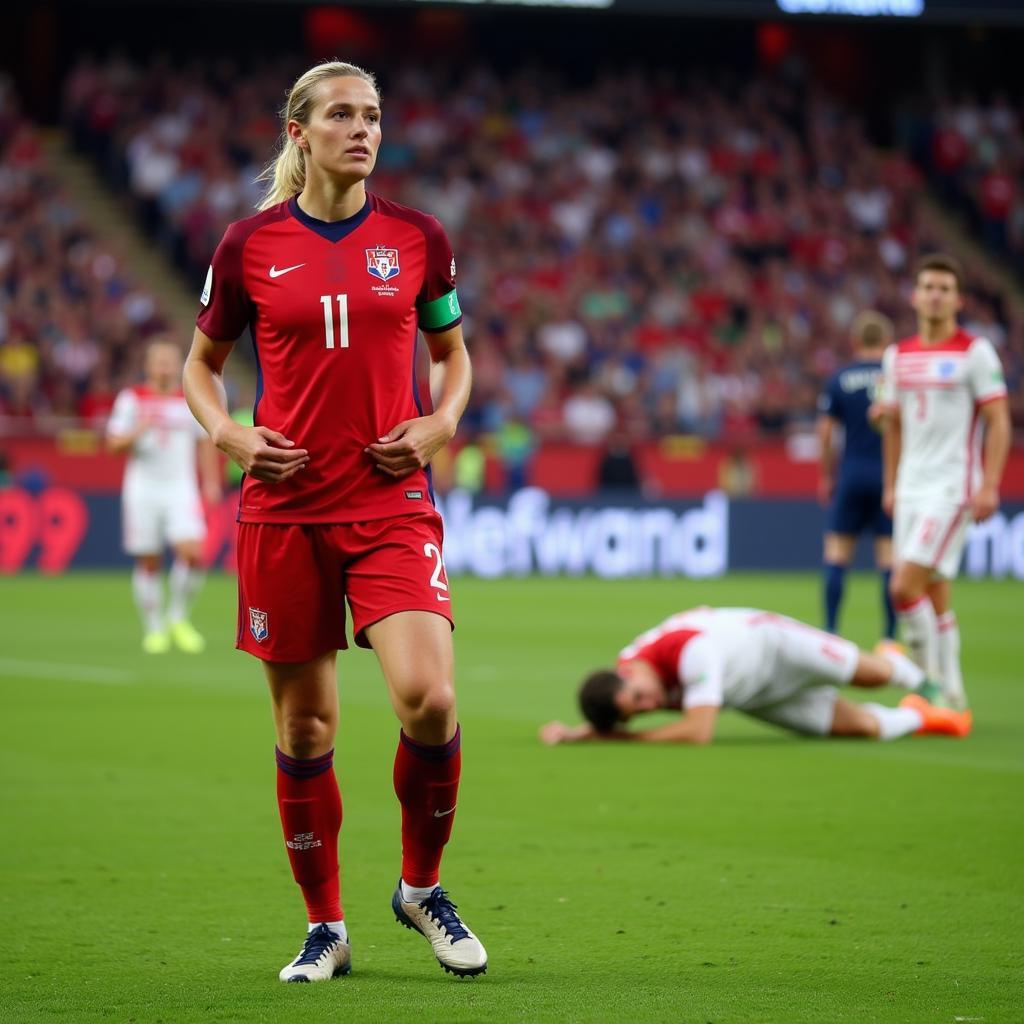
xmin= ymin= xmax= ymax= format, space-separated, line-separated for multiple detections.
xmin=410 ymin=344 xmax=435 ymax=507
xmin=250 ymin=319 xmax=265 ymax=426
xmin=288 ymin=195 xmax=371 ymax=243
xmin=237 ymin=325 xmax=265 ymax=524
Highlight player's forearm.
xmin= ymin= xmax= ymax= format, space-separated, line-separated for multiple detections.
xmin=198 ymin=439 xmax=222 ymax=491
xmin=634 ymin=718 xmax=715 ymax=745
xmin=980 ymin=405 xmax=1011 ymax=490
xmin=106 ymin=420 xmax=151 ymax=454
xmin=106 ymin=433 xmax=139 ymax=455
xmin=428 ymin=344 xmax=472 ymax=438
xmin=183 ymin=356 xmax=235 ymax=446
xmin=817 ymin=418 xmax=835 ymax=477
xmin=882 ymin=418 xmax=901 ymax=491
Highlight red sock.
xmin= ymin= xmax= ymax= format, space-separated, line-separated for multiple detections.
xmin=393 ymin=726 xmax=462 ymax=888
xmin=276 ymin=748 xmax=343 ymax=922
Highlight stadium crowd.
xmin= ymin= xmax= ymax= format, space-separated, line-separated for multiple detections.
xmin=903 ymin=94 xmax=1024 ymax=272
xmin=7 ymin=61 xmax=1024 ymax=454
xmin=0 ymin=79 xmax=171 ymax=428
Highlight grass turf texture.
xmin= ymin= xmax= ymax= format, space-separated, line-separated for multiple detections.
xmin=1 ymin=572 xmax=1021 ymax=1024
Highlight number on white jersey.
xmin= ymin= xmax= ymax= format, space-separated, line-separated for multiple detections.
xmin=320 ymin=294 xmax=349 ymax=349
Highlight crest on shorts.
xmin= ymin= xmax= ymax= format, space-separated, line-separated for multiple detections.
xmin=249 ymin=607 xmax=269 ymax=643
xmin=366 ymin=247 xmax=401 ymax=281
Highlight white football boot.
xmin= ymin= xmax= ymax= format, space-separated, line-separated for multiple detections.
xmin=278 ymin=923 xmax=351 ymax=983
xmin=392 ymin=882 xmax=487 ymax=977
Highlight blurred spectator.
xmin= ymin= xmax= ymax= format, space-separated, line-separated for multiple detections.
xmin=597 ymin=432 xmax=642 ymax=492
xmin=563 ymin=380 xmax=616 ymax=445
xmin=1 ymin=76 xmax=170 ymax=433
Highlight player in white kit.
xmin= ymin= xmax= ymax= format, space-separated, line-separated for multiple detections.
xmin=873 ymin=254 xmax=1010 ymax=709
xmin=539 ymin=606 xmax=972 ymax=745
xmin=107 ymin=340 xmax=222 ymax=653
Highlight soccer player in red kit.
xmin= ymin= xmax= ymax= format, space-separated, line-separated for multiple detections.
xmin=183 ymin=61 xmax=486 ymax=982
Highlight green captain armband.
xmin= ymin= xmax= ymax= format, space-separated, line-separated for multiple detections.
xmin=418 ymin=289 xmax=462 ymax=332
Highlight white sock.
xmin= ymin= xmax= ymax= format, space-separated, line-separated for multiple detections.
xmin=310 ymin=920 xmax=347 ymax=941
xmin=880 ymin=649 xmax=926 ymax=690
xmin=863 ymin=703 xmax=923 ymax=740
xmin=897 ymin=597 xmax=941 ymax=679
xmin=132 ymin=566 xmax=164 ymax=634
xmin=401 ymin=880 xmax=438 ymax=903
xmin=168 ymin=559 xmax=204 ymax=624
xmin=937 ymin=611 xmax=966 ymax=704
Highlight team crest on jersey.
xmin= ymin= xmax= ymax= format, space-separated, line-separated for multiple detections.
xmin=937 ymin=359 xmax=957 ymax=379
xmin=366 ymin=247 xmax=401 ymax=281
xmin=249 ymin=607 xmax=269 ymax=643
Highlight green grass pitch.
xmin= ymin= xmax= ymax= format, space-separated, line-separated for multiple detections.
xmin=1 ymin=571 xmax=1021 ymax=1023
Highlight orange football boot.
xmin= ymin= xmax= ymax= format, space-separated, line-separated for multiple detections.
xmin=899 ymin=693 xmax=972 ymax=738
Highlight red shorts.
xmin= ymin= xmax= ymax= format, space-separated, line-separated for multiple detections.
xmin=235 ymin=510 xmax=454 ymax=662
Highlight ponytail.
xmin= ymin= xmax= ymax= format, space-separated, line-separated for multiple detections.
xmin=256 ymin=137 xmax=307 ymax=211
xmin=255 ymin=60 xmax=379 ymax=211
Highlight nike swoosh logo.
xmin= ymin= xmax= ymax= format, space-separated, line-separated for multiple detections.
xmin=269 ymin=263 xmax=306 ymax=278
xmin=434 ymin=806 xmax=456 ymax=818
xmin=436 ymin=594 xmax=451 ymax=603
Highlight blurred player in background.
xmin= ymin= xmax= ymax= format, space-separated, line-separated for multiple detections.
xmin=873 ymin=254 xmax=1010 ymax=710
xmin=107 ymin=339 xmax=221 ymax=653
xmin=817 ymin=311 xmax=896 ymax=641
xmin=540 ymin=606 xmax=971 ymax=747
xmin=184 ymin=61 xmax=486 ymax=983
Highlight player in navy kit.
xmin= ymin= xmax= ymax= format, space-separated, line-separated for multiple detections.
xmin=817 ymin=311 xmax=896 ymax=641
xmin=183 ymin=61 xmax=485 ymax=983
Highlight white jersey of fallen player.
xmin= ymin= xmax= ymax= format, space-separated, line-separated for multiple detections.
xmin=878 ymin=330 xmax=1007 ymax=503
xmin=107 ymin=386 xmax=204 ymax=494
xmin=618 ymin=607 xmax=857 ymax=714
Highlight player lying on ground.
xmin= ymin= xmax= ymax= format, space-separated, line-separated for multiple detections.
xmin=539 ymin=607 xmax=971 ymax=746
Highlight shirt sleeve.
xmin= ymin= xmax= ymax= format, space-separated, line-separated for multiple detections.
xmin=679 ymin=636 xmax=724 ymax=709
xmin=416 ymin=216 xmax=463 ymax=334
xmin=818 ymin=374 xmax=841 ymax=420
xmin=106 ymin=389 xmax=137 ymax=437
xmin=968 ymin=337 xmax=1008 ymax=406
xmin=196 ymin=222 xmax=252 ymax=342
xmin=875 ymin=345 xmax=898 ymax=410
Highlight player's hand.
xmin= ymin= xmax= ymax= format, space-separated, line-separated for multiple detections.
xmin=867 ymin=402 xmax=888 ymax=432
xmin=539 ymin=721 xmax=594 ymax=745
xmin=365 ymin=413 xmax=455 ymax=479
xmin=881 ymin=485 xmax=894 ymax=518
xmin=214 ymin=423 xmax=309 ymax=483
xmin=970 ymin=483 xmax=1000 ymax=523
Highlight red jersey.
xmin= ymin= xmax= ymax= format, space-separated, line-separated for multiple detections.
xmin=616 ymin=612 xmax=704 ymax=710
xmin=196 ymin=193 xmax=462 ymax=524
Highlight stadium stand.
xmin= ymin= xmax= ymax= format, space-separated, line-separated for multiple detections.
xmin=0 ymin=78 xmax=172 ymax=429
xmin=61 ymin=59 xmax=1022 ymax=462
xmin=902 ymin=95 xmax=1024 ymax=271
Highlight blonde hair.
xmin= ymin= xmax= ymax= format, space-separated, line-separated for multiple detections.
xmin=257 ymin=61 xmax=379 ymax=210
xmin=849 ymin=310 xmax=894 ymax=350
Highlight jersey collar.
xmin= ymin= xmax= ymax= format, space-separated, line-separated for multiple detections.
xmin=288 ymin=194 xmax=372 ymax=243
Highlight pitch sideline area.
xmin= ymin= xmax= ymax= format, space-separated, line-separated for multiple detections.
xmin=1 ymin=573 xmax=1021 ymax=1023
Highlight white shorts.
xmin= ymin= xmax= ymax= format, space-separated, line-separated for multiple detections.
xmin=893 ymin=496 xmax=971 ymax=580
xmin=746 ymin=686 xmax=840 ymax=737
xmin=739 ymin=618 xmax=859 ymax=736
xmin=122 ymin=485 xmax=206 ymax=555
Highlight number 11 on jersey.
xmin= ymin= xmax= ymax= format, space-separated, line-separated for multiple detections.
xmin=321 ymin=294 xmax=349 ymax=349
